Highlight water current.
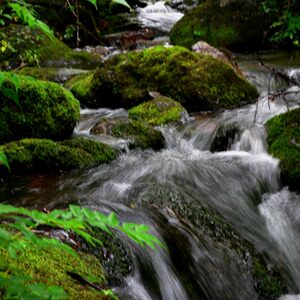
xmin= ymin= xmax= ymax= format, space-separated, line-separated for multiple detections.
xmin=1 ymin=53 xmax=300 ymax=300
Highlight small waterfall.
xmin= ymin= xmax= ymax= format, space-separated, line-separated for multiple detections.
xmin=137 ymin=1 xmax=183 ymax=32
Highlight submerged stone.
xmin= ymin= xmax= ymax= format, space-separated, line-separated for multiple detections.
xmin=128 ymin=96 xmax=188 ymax=126
xmin=0 ymin=73 xmax=80 ymax=144
xmin=90 ymin=117 xmax=165 ymax=150
xmin=67 ymin=46 xmax=258 ymax=112
xmin=0 ymin=137 xmax=117 ymax=175
xmin=266 ymin=108 xmax=300 ymax=192
xmin=133 ymin=185 xmax=287 ymax=299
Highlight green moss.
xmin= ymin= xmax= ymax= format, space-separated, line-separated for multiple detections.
xmin=0 ymin=243 xmax=112 ymax=299
xmin=0 ymin=25 xmax=98 ymax=68
xmin=136 ymin=185 xmax=287 ymax=299
xmin=128 ymin=96 xmax=187 ymax=126
xmin=252 ymin=256 xmax=286 ymax=299
xmin=0 ymin=73 xmax=80 ymax=144
xmin=68 ymin=46 xmax=258 ymax=112
xmin=65 ymin=72 xmax=95 ymax=106
xmin=0 ymin=137 xmax=117 ymax=175
xmin=266 ymin=108 xmax=300 ymax=191
xmin=90 ymin=118 xmax=165 ymax=150
xmin=170 ymin=1 xmax=271 ymax=51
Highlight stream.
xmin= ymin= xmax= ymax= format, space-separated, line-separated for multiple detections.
xmin=1 ymin=53 xmax=300 ymax=299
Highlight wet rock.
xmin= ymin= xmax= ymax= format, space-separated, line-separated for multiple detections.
xmin=0 ymin=137 xmax=117 ymax=176
xmin=132 ymin=185 xmax=287 ymax=299
xmin=103 ymin=29 xmax=155 ymax=49
xmin=210 ymin=124 xmax=239 ymax=152
xmin=128 ymin=95 xmax=189 ymax=126
xmin=192 ymin=41 xmax=243 ymax=76
xmin=170 ymin=0 xmax=271 ymax=51
xmin=0 ymin=74 xmax=80 ymax=144
xmin=266 ymin=107 xmax=300 ymax=192
xmin=78 ymin=229 xmax=133 ymax=286
xmin=67 ymin=46 xmax=258 ymax=112
xmin=90 ymin=117 xmax=165 ymax=150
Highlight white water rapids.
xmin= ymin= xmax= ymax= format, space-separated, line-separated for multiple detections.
xmin=1 ymin=53 xmax=300 ymax=299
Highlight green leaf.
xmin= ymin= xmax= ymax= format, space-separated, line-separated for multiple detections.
xmin=0 ymin=150 xmax=10 ymax=171
xmin=112 ymin=0 xmax=132 ymax=10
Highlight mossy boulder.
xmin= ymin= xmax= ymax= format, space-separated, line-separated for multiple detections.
xmin=90 ymin=117 xmax=165 ymax=150
xmin=0 ymin=242 xmax=112 ymax=299
xmin=0 ymin=73 xmax=80 ymax=144
xmin=266 ymin=108 xmax=300 ymax=192
xmin=0 ymin=137 xmax=117 ymax=175
xmin=67 ymin=46 xmax=258 ymax=112
xmin=128 ymin=96 xmax=188 ymax=126
xmin=0 ymin=25 xmax=98 ymax=69
xmin=170 ymin=1 xmax=271 ymax=51
xmin=133 ymin=185 xmax=287 ymax=299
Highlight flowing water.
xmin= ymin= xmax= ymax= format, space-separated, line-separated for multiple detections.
xmin=1 ymin=53 xmax=300 ymax=299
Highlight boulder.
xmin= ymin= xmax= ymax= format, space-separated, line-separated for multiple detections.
xmin=0 ymin=73 xmax=80 ymax=144
xmin=191 ymin=41 xmax=243 ymax=76
xmin=90 ymin=117 xmax=165 ymax=150
xmin=170 ymin=1 xmax=271 ymax=51
xmin=0 ymin=137 xmax=117 ymax=175
xmin=266 ymin=108 xmax=300 ymax=192
xmin=128 ymin=95 xmax=188 ymax=126
xmin=67 ymin=46 xmax=258 ymax=112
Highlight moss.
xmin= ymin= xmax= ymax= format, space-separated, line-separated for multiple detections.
xmin=0 ymin=25 xmax=98 ymax=69
xmin=65 ymin=72 xmax=95 ymax=106
xmin=128 ymin=96 xmax=187 ymax=126
xmin=252 ymin=256 xmax=286 ymax=299
xmin=0 ymin=137 xmax=117 ymax=175
xmin=16 ymin=67 xmax=59 ymax=82
xmin=136 ymin=185 xmax=287 ymax=299
xmin=68 ymin=46 xmax=258 ymax=112
xmin=170 ymin=1 xmax=271 ymax=51
xmin=0 ymin=73 xmax=80 ymax=144
xmin=266 ymin=108 xmax=300 ymax=191
xmin=0 ymin=243 xmax=113 ymax=299
xmin=90 ymin=118 xmax=165 ymax=150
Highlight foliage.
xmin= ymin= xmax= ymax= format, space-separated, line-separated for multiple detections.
xmin=0 ymin=203 xmax=163 ymax=298
xmin=261 ymin=0 xmax=300 ymax=46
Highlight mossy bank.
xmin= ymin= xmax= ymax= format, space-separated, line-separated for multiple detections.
xmin=266 ymin=108 xmax=300 ymax=192
xmin=0 ymin=73 xmax=80 ymax=144
xmin=67 ymin=46 xmax=258 ymax=112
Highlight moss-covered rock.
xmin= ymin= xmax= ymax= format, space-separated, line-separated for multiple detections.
xmin=0 ymin=242 xmax=113 ymax=299
xmin=0 ymin=73 xmax=80 ymax=144
xmin=170 ymin=1 xmax=271 ymax=51
xmin=0 ymin=137 xmax=117 ymax=175
xmin=266 ymin=108 xmax=300 ymax=191
xmin=90 ymin=117 xmax=165 ymax=150
xmin=128 ymin=96 xmax=188 ymax=126
xmin=67 ymin=46 xmax=258 ymax=112
xmin=133 ymin=185 xmax=287 ymax=299
xmin=0 ymin=25 xmax=98 ymax=69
